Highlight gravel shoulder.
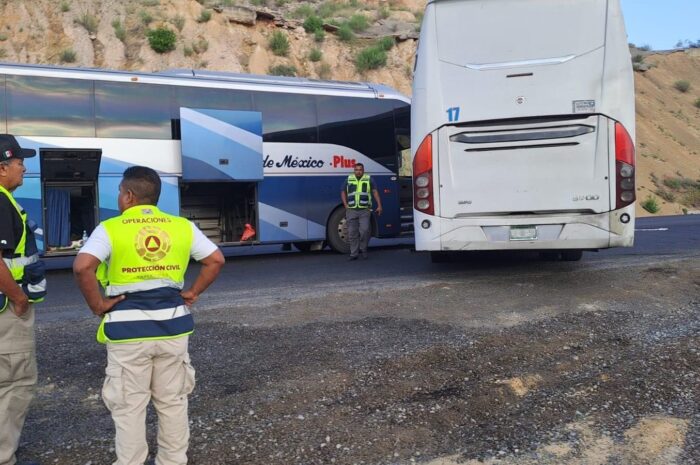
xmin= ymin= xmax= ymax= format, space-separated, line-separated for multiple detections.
xmin=20 ymin=255 xmax=700 ymax=465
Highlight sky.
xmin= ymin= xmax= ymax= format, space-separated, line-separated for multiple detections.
xmin=620 ymin=0 xmax=700 ymax=50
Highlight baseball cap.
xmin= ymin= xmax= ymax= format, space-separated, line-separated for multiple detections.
xmin=0 ymin=134 xmax=36 ymax=162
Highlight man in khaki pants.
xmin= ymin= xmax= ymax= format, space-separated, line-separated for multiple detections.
xmin=0 ymin=134 xmax=46 ymax=465
xmin=74 ymin=166 xmax=224 ymax=465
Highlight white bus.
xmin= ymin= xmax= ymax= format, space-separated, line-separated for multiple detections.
xmin=1 ymin=63 xmax=412 ymax=260
xmin=412 ymin=0 xmax=636 ymax=262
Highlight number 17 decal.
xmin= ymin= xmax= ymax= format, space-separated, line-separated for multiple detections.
xmin=446 ymin=107 xmax=460 ymax=122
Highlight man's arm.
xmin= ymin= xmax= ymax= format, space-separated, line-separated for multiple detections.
xmin=0 ymin=249 xmax=28 ymax=316
xmin=341 ymin=190 xmax=349 ymax=209
xmin=180 ymin=249 xmax=225 ymax=306
xmin=73 ymin=253 xmax=124 ymax=316
xmin=372 ymin=188 xmax=383 ymax=216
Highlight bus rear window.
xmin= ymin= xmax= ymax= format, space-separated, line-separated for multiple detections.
xmin=435 ymin=0 xmax=606 ymax=67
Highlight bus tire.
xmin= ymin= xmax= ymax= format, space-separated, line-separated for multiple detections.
xmin=561 ymin=250 xmax=583 ymax=261
xmin=327 ymin=207 xmax=351 ymax=254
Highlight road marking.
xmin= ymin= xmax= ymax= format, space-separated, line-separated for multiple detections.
xmin=635 ymin=228 xmax=669 ymax=232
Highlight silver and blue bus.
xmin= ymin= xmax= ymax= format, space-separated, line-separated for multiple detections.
xmin=0 ymin=63 xmax=412 ymax=257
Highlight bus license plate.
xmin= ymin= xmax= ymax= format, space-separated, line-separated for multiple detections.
xmin=510 ymin=226 xmax=537 ymax=241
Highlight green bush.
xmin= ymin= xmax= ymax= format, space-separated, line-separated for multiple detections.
xmin=348 ymin=14 xmax=369 ymax=32
xmin=268 ymin=30 xmax=289 ymax=56
xmin=147 ymin=27 xmax=177 ymax=54
xmin=60 ymin=49 xmax=77 ymax=63
xmin=291 ymin=4 xmax=314 ymax=18
xmin=314 ymin=29 xmax=325 ymax=42
xmin=111 ymin=19 xmax=126 ymax=42
xmin=377 ymin=36 xmax=394 ymax=51
xmin=268 ymin=64 xmax=296 ymax=76
xmin=674 ymin=80 xmax=691 ymax=92
xmin=192 ymin=38 xmax=208 ymax=54
xmin=355 ymin=45 xmax=387 ymax=72
xmin=317 ymin=62 xmax=331 ymax=79
xmin=184 ymin=45 xmax=194 ymax=57
xmin=172 ymin=14 xmax=186 ymax=31
xmin=0 ymin=34 xmax=7 ymax=41
xmin=656 ymin=188 xmax=675 ymax=202
xmin=694 ymin=97 xmax=700 ymax=109
xmin=140 ymin=10 xmax=154 ymax=25
xmin=309 ymin=48 xmax=322 ymax=62
xmin=197 ymin=9 xmax=212 ymax=23
xmin=631 ymin=54 xmax=645 ymax=63
xmin=143 ymin=0 xmax=160 ymax=6
xmin=337 ymin=23 xmax=354 ymax=41
xmin=76 ymin=13 xmax=98 ymax=33
xmin=378 ymin=6 xmax=390 ymax=19
xmin=317 ymin=1 xmax=342 ymax=18
xmin=641 ymin=195 xmax=660 ymax=214
xmin=303 ymin=15 xmax=324 ymax=33
xmin=60 ymin=1 xmax=70 ymax=12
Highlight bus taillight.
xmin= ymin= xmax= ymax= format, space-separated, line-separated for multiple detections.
xmin=413 ymin=134 xmax=434 ymax=216
xmin=615 ymin=122 xmax=635 ymax=210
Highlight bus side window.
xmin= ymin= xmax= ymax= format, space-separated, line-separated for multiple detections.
xmin=95 ymin=81 xmax=172 ymax=139
xmin=6 ymin=75 xmax=95 ymax=137
xmin=318 ymin=96 xmax=396 ymax=171
xmin=252 ymin=92 xmax=317 ymax=143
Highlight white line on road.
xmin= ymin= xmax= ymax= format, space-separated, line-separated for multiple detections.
xmin=635 ymin=228 xmax=669 ymax=232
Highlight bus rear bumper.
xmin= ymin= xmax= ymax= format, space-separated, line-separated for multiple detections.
xmin=414 ymin=206 xmax=635 ymax=251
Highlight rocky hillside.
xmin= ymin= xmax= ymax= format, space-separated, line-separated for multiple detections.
xmin=0 ymin=0 xmax=698 ymax=216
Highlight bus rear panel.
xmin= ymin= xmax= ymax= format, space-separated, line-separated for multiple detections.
xmin=412 ymin=0 xmax=636 ymax=258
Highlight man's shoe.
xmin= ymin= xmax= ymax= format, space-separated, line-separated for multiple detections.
xmin=348 ymin=255 xmax=358 ymax=261
xmin=361 ymin=253 xmax=368 ymax=259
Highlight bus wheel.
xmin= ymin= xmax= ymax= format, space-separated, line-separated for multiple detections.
xmin=327 ymin=207 xmax=350 ymax=254
xmin=561 ymin=250 xmax=583 ymax=261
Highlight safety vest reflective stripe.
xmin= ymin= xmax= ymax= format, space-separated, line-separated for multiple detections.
xmin=105 ymin=278 xmax=184 ymax=297
xmin=2 ymin=254 xmax=38 ymax=269
xmin=26 ymin=279 xmax=47 ymax=294
xmin=104 ymin=305 xmax=190 ymax=323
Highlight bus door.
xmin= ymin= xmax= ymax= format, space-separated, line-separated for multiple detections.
xmin=40 ymin=149 xmax=102 ymax=255
xmin=179 ymin=108 xmax=263 ymax=245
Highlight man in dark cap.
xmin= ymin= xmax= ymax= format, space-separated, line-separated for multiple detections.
xmin=0 ymin=134 xmax=46 ymax=465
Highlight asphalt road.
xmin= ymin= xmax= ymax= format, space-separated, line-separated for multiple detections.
xmin=37 ymin=215 xmax=700 ymax=323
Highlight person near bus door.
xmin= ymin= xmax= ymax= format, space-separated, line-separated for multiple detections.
xmin=0 ymin=134 xmax=47 ymax=465
xmin=341 ymin=163 xmax=383 ymax=260
xmin=73 ymin=166 xmax=224 ymax=465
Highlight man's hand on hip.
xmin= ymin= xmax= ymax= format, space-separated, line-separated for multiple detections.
xmin=10 ymin=294 xmax=29 ymax=317
xmin=181 ymin=289 xmax=199 ymax=307
xmin=91 ymin=295 xmax=125 ymax=317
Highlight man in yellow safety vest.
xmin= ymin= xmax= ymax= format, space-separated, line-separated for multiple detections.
xmin=73 ymin=166 xmax=224 ymax=465
xmin=341 ymin=163 xmax=383 ymax=260
xmin=0 ymin=134 xmax=46 ymax=465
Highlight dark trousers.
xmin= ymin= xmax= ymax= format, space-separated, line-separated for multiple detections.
xmin=346 ymin=208 xmax=371 ymax=257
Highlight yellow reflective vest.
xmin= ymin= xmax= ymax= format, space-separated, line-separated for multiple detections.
xmin=96 ymin=205 xmax=194 ymax=344
xmin=346 ymin=174 xmax=372 ymax=209
xmin=0 ymin=185 xmax=46 ymax=312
